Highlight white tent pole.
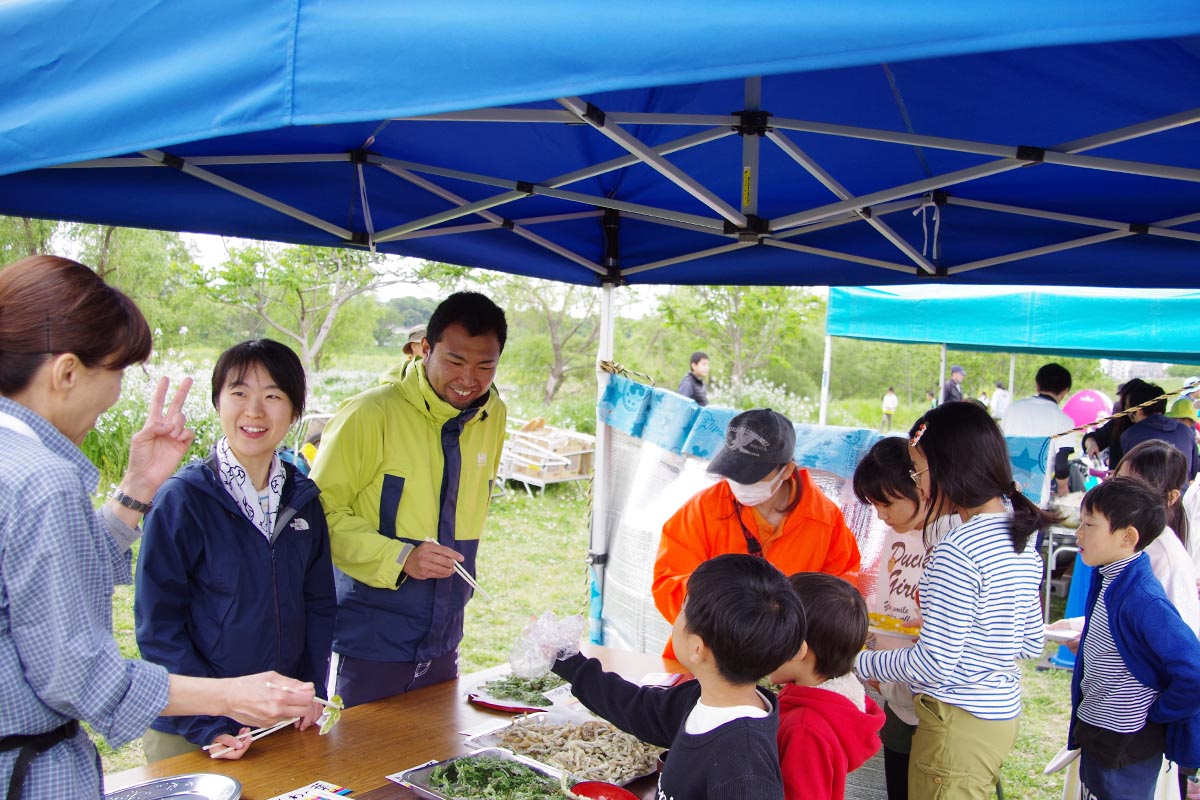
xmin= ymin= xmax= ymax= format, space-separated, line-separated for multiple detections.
xmin=589 ymin=283 xmax=617 ymax=645
xmin=939 ymin=346 xmax=947 ymax=405
xmin=766 ymin=130 xmax=937 ymax=274
xmin=557 ymin=96 xmax=748 ymax=228
xmin=741 ymin=77 xmax=762 ymax=217
xmin=1009 ymin=354 xmax=1017 ymax=400
xmin=819 ymin=334 xmax=832 ymax=425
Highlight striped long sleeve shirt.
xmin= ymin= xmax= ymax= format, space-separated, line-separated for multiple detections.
xmin=855 ymin=512 xmax=1044 ymax=720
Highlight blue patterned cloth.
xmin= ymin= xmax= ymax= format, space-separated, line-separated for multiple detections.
xmin=0 ymin=397 xmax=169 ymax=799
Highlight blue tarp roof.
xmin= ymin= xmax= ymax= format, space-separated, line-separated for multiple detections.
xmin=827 ymin=286 xmax=1200 ymax=364
xmin=2 ymin=2 xmax=1200 ymax=288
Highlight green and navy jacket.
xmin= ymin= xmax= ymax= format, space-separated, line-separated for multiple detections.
xmin=310 ymin=358 xmax=506 ymax=663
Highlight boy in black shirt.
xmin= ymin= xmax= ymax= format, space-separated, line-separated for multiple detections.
xmin=552 ymin=554 xmax=805 ymax=800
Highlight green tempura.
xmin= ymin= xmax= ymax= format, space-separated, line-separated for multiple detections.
xmin=428 ymin=755 xmax=568 ymax=799
xmin=479 ymin=673 xmax=566 ymax=707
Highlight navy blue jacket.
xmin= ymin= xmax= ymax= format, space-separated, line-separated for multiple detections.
xmin=135 ymin=454 xmax=336 ymax=746
xmin=1120 ymin=415 xmax=1199 ymax=483
xmin=1069 ymin=552 xmax=1200 ymax=768
xmin=554 ymin=653 xmax=784 ymax=800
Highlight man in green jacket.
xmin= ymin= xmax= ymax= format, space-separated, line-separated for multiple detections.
xmin=310 ymin=292 xmax=508 ymax=706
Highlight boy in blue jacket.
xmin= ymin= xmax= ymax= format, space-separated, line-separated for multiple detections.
xmin=1069 ymin=476 xmax=1200 ymax=799
xmin=550 ymin=554 xmax=805 ymax=800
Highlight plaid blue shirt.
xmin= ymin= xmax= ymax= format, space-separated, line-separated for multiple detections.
xmin=0 ymin=398 xmax=169 ymax=799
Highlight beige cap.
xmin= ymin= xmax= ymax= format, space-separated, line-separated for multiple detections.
xmin=402 ymin=325 xmax=427 ymax=357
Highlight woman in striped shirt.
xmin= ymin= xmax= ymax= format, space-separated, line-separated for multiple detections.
xmin=855 ymin=401 xmax=1059 ymax=799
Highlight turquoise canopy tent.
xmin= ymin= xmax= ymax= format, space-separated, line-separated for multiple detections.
xmin=827 ymin=286 xmax=1200 ymax=362
xmin=819 ymin=285 xmax=1200 ymax=421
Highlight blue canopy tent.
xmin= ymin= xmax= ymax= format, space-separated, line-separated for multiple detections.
xmin=3 ymin=1 xmax=1200 ymax=644
xmin=1 ymin=1 xmax=1199 ymax=290
xmin=820 ymin=285 xmax=1200 ymax=419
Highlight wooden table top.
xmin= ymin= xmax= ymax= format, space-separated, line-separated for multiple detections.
xmin=104 ymin=646 xmax=676 ymax=800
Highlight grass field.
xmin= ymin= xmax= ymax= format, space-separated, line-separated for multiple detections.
xmin=100 ymin=484 xmax=1075 ymax=798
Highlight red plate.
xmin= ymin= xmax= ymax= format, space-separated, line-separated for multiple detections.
xmin=570 ymin=781 xmax=640 ymax=800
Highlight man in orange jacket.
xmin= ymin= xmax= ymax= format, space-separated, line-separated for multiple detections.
xmin=653 ymin=409 xmax=862 ymax=659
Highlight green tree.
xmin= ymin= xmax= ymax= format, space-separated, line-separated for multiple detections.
xmin=0 ymin=215 xmax=58 ymax=260
xmin=198 ymin=244 xmax=411 ymax=372
xmin=418 ymin=264 xmax=600 ymax=404
xmin=659 ymin=285 xmax=822 ymax=398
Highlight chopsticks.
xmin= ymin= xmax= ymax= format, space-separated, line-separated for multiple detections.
xmin=263 ymin=681 xmax=344 ymax=710
xmin=424 ymin=539 xmax=494 ymax=601
xmin=204 ymin=716 xmax=299 ymax=757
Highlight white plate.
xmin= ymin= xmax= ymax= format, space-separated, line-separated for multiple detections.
xmin=1044 ymin=626 xmax=1079 ymax=644
xmin=104 ymin=773 xmax=241 ymax=800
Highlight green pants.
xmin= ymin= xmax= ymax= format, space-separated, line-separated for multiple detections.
xmin=910 ymin=694 xmax=1018 ymax=799
xmin=142 ymin=728 xmax=199 ymax=762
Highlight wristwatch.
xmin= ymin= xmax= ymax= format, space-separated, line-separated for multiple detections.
xmin=110 ymin=489 xmax=152 ymax=513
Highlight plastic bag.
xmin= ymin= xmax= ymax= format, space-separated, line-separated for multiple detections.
xmin=509 ymin=611 xmax=585 ymax=679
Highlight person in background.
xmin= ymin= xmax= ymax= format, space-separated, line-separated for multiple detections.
xmin=941 ymin=365 xmax=965 ymax=404
xmin=1083 ymin=378 xmax=1150 ymax=470
xmin=855 ymin=401 xmax=1055 ymax=800
xmin=989 ymin=380 xmax=1011 ymax=421
xmin=1065 ymin=478 xmax=1200 ymax=800
xmin=880 ymin=387 xmax=899 ymax=433
xmin=401 ymin=324 xmax=426 ymax=362
xmin=1120 ymin=382 xmax=1198 ymax=483
xmin=851 ymin=437 xmax=958 ymax=800
xmin=0 ymin=256 xmax=313 ymax=800
xmin=653 ymin=408 xmax=861 ymax=660
xmin=771 ymin=572 xmax=883 ymax=800
xmin=136 ymin=340 xmax=336 ymax=761
xmin=925 ymin=390 xmax=936 ymax=410
xmin=677 ymin=351 xmax=710 ymax=407
xmin=553 ymin=554 xmax=805 ymax=800
xmin=310 ymin=292 xmax=508 ymax=707
xmin=1002 ymin=363 xmax=1079 ymax=501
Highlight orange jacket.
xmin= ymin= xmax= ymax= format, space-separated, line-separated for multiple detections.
xmin=652 ymin=468 xmax=861 ymax=658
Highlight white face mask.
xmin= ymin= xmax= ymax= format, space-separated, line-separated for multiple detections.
xmin=727 ymin=467 xmax=788 ymax=507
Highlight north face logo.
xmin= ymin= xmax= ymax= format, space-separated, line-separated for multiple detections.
xmin=290 ymin=518 xmax=310 ymax=531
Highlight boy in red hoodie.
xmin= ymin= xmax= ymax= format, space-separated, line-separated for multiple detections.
xmin=771 ymin=573 xmax=885 ymax=800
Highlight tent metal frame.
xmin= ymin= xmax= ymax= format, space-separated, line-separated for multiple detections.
xmin=51 ymin=79 xmax=1200 ymax=285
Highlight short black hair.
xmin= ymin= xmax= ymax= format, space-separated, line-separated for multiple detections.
xmin=690 ymin=351 xmax=708 ymax=367
xmin=211 ymin=339 xmax=306 ymax=422
xmin=1081 ymin=476 xmax=1166 ymax=551
xmin=853 ymin=437 xmax=919 ymax=508
xmin=787 ymin=573 xmax=867 ymax=679
xmin=426 ymin=291 xmax=507 ymax=353
xmin=683 ymin=554 xmax=805 ymax=685
xmin=1034 ymin=363 xmax=1072 ymax=395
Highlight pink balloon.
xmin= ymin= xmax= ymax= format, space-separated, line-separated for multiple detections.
xmin=1062 ymin=389 xmax=1113 ymax=428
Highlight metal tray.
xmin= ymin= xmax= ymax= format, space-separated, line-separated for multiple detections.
xmin=104 ymin=773 xmax=241 ymax=800
xmin=396 ymin=747 xmax=566 ymax=800
xmin=463 ymin=713 xmax=660 ymax=787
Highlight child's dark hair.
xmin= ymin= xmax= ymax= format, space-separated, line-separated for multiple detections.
xmin=910 ymin=401 xmax=1062 ymax=551
xmin=684 ymin=554 xmax=806 ymax=684
xmin=1081 ymin=476 xmax=1167 ymax=551
xmin=211 ymin=339 xmax=306 ymax=422
xmin=787 ymin=573 xmax=867 ymax=680
xmin=853 ymin=437 xmax=919 ymax=508
xmin=1115 ymin=440 xmax=1189 ymax=548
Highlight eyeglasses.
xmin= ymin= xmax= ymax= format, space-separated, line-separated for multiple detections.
xmin=908 ymin=467 xmax=929 ymax=484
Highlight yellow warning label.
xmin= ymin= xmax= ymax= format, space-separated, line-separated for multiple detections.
xmin=742 ymin=167 xmax=752 ymax=209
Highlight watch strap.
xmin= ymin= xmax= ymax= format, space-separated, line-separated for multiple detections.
xmin=111 ymin=489 xmax=152 ymax=513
